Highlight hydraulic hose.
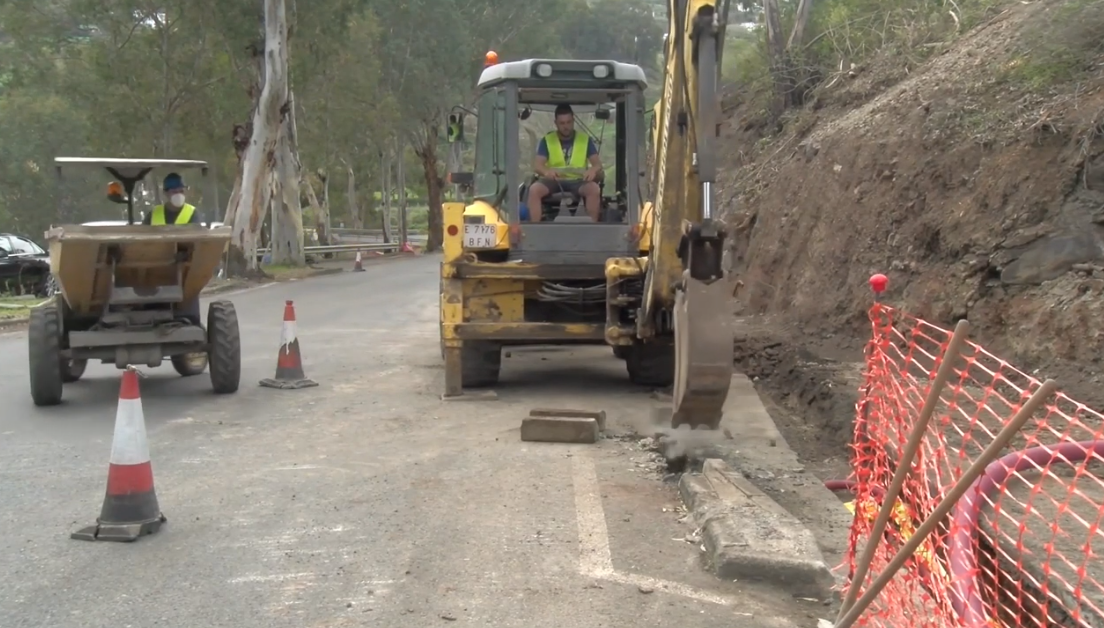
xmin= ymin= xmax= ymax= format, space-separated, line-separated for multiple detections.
xmin=823 ymin=440 xmax=1104 ymax=628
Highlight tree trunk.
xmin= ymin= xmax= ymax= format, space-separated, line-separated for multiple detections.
xmin=787 ymin=0 xmax=814 ymax=50
xmin=305 ymin=170 xmax=328 ymax=245
xmin=413 ymin=121 xmax=443 ymax=252
xmin=446 ymin=139 xmax=462 ymax=201
xmin=271 ymin=88 xmax=306 ymax=266
xmin=345 ymin=162 xmax=360 ymax=230
xmin=321 ymin=170 xmax=331 ymax=243
xmin=397 ymin=138 xmax=408 ymax=246
xmin=381 ymin=148 xmax=393 ymax=243
xmin=225 ymin=0 xmax=289 ymax=276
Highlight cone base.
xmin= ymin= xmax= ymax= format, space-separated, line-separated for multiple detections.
xmin=71 ymin=513 xmax=166 ymax=542
xmin=259 ymin=377 xmax=319 ymax=389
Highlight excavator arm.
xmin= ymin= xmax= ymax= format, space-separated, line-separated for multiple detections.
xmin=642 ymin=0 xmax=733 ymax=430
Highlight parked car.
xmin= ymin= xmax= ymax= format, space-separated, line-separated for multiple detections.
xmin=0 ymin=233 xmax=55 ymax=297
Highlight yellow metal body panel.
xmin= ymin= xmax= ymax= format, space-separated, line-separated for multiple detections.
xmin=461 ymin=199 xmax=510 ymax=251
xmin=464 ymin=279 xmax=524 ymax=323
xmin=44 ymin=224 xmax=230 ymax=316
xmin=641 ymin=0 xmax=719 ymax=325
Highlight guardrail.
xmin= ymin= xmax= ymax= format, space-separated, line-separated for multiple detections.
xmin=255 ymin=243 xmax=407 ymax=255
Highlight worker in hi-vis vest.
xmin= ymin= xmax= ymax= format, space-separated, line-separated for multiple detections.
xmin=143 ymin=172 xmax=201 ymax=225
xmin=144 ymin=172 xmax=204 ymax=326
xmin=526 ymin=103 xmax=603 ymax=222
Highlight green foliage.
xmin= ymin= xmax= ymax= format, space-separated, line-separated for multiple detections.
xmin=1001 ymin=0 xmax=1104 ymax=89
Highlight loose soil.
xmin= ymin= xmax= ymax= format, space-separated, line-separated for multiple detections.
xmin=717 ymin=0 xmax=1104 ymax=483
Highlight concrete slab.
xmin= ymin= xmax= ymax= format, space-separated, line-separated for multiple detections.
xmin=440 ymin=390 xmax=498 ymax=401
xmin=528 ymin=408 xmax=606 ymax=431
xmin=520 ymin=416 xmax=599 ymax=444
xmin=676 ymin=374 xmax=850 ymax=600
xmin=681 ymin=459 xmax=836 ymax=599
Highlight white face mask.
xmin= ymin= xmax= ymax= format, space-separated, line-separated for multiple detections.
xmin=170 ymin=193 xmax=186 ymax=207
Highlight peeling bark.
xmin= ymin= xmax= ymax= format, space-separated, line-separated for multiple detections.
xmin=397 ymin=138 xmax=408 ymax=246
xmin=304 ymin=170 xmax=328 ymax=245
xmin=412 ymin=120 xmax=443 ymax=252
xmin=381 ymin=148 xmax=393 ymax=242
xmin=345 ymin=161 xmax=360 ymax=229
xmin=271 ymin=89 xmax=306 ymax=266
xmin=225 ymin=0 xmax=289 ymax=276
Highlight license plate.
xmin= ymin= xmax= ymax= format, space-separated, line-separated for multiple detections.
xmin=463 ymin=224 xmax=497 ymax=248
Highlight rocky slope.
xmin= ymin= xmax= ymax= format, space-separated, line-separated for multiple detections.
xmin=716 ymin=0 xmax=1104 ymax=466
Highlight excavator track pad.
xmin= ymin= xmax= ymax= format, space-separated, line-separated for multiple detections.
xmin=671 ymin=271 xmax=733 ymax=430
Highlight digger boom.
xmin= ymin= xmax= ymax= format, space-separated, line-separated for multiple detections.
xmin=642 ymin=0 xmax=733 ymax=429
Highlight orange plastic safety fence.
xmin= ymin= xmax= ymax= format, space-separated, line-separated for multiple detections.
xmin=842 ymin=302 xmax=1104 ymax=628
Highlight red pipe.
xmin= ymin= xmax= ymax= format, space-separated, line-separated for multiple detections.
xmin=824 ymin=441 xmax=1104 ymax=627
xmin=947 ymin=441 xmax=1104 ymax=627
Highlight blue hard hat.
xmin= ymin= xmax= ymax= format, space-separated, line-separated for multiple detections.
xmin=163 ymin=172 xmax=184 ymax=191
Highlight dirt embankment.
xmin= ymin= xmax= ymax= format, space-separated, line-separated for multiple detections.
xmin=719 ymin=0 xmax=1104 ymax=469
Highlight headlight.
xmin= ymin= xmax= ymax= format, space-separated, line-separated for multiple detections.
xmin=535 ymin=63 xmax=552 ymax=77
xmin=593 ymin=65 xmax=610 ymax=78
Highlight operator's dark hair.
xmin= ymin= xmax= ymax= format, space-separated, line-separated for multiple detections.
xmin=554 ymin=104 xmax=574 ymax=119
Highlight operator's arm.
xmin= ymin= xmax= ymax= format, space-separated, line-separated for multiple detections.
xmin=534 ymin=137 xmax=555 ymax=178
xmin=187 ymin=208 xmax=202 ymax=224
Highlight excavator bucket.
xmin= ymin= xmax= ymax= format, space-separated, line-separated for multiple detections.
xmin=671 ymin=273 xmax=733 ymax=430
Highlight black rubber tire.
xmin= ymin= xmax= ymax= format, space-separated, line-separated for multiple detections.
xmin=612 ymin=345 xmax=631 ymax=360
xmin=171 ymin=353 xmax=208 ymax=377
xmin=28 ymin=306 xmax=63 ymax=406
xmin=625 ymin=341 xmax=675 ymax=387
xmin=461 ymin=341 xmax=501 ymax=387
xmin=207 ymin=300 xmax=241 ymax=394
xmin=61 ymin=358 xmax=87 ymax=383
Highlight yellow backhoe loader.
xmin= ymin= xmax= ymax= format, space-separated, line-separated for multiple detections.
xmin=439 ymin=0 xmax=733 ymax=430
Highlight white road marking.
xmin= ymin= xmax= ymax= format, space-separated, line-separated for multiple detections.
xmin=571 ymin=452 xmax=614 ymax=576
xmin=230 ymin=572 xmax=316 ymax=583
xmin=571 ymin=451 xmax=737 ymax=607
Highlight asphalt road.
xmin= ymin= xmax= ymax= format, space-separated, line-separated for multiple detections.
xmin=0 ymin=255 xmax=819 ymax=628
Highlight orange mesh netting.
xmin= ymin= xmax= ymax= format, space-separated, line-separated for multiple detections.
xmin=841 ymin=301 xmax=1104 ymax=628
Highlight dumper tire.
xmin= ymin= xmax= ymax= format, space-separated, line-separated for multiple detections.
xmin=171 ymin=353 xmax=209 ymax=377
xmin=207 ymin=300 xmax=241 ymax=394
xmin=61 ymin=359 xmax=88 ymax=383
xmin=461 ymin=341 xmax=501 ymax=387
xmin=625 ymin=341 xmax=674 ymax=388
xmin=28 ymin=306 xmax=64 ymax=406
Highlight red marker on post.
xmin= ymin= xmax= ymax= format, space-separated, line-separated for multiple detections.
xmin=869 ymin=273 xmax=888 ymax=297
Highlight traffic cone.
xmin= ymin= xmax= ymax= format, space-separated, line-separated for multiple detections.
xmin=400 ymin=242 xmax=417 ymax=254
xmin=259 ymin=300 xmax=318 ymax=390
xmin=353 ymin=251 xmax=365 ymax=272
xmin=72 ymin=366 xmax=166 ymax=542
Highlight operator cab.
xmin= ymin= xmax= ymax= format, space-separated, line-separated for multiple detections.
xmin=459 ymin=58 xmax=649 ymax=265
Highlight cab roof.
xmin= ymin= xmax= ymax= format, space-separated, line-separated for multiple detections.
xmin=477 ymin=59 xmax=648 ymax=90
xmin=54 ymin=157 xmax=209 ymax=169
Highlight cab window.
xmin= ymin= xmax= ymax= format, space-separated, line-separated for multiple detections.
xmin=473 ymin=89 xmax=506 ymax=202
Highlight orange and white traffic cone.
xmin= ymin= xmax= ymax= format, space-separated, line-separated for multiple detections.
xmin=400 ymin=242 xmax=417 ymax=254
xmin=72 ymin=366 xmax=166 ymax=542
xmin=259 ymin=300 xmax=318 ymax=390
xmin=353 ymin=251 xmax=365 ymax=272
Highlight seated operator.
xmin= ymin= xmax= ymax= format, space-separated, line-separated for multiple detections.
xmin=143 ymin=172 xmax=201 ymax=226
xmin=526 ymin=104 xmax=603 ymax=222
xmin=143 ymin=172 xmax=204 ymax=327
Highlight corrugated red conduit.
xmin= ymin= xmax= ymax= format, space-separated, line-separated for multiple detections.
xmin=825 ymin=441 xmax=1104 ymax=628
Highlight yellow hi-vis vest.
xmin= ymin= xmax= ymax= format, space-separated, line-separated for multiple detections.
xmin=150 ymin=203 xmax=196 ymax=225
xmin=544 ymin=132 xmax=590 ymax=179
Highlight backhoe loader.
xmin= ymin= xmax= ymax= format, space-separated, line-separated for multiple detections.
xmin=439 ymin=0 xmax=733 ymax=429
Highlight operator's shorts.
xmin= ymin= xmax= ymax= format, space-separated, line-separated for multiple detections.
xmin=534 ymin=178 xmax=595 ymax=195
